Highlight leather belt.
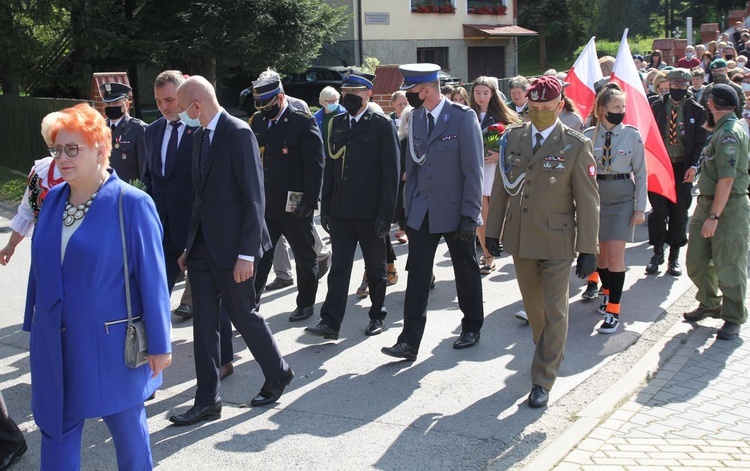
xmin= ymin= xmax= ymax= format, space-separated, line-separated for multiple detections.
xmin=698 ymin=193 xmax=747 ymax=199
xmin=596 ymin=174 xmax=630 ymax=181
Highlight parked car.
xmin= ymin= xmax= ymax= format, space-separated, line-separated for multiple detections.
xmin=281 ymin=66 xmax=350 ymax=107
xmin=439 ymin=71 xmax=462 ymax=87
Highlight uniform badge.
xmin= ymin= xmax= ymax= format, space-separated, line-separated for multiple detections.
xmin=559 ymin=144 xmax=573 ymax=155
xmin=549 ymin=176 xmax=557 ymax=185
xmin=543 ymin=162 xmax=552 ymax=168
xmin=729 ymin=157 xmax=737 ymax=167
xmin=530 ymin=90 xmax=539 ymax=101
xmin=114 ymin=143 xmax=120 ymax=149
xmin=556 ymin=163 xmax=565 ymax=169
xmin=588 ymin=164 xmax=596 ymax=176
xmin=122 ymin=154 xmax=127 ymax=159
xmin=105 ymin=83 xmax=111 ymax=92
xmin=282 ymin=147 xmax=289 ymax=155
xmin=722 ymin=136 xmax=737 ymax=144
xmin=725 ymin=144 xmax=737 ymax=156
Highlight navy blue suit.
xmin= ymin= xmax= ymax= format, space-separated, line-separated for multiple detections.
xmin=185 ymin=110 xmax=288 ymax=407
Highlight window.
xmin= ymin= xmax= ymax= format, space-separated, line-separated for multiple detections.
xmin=417 ymin=47 xmax=450 ymax=70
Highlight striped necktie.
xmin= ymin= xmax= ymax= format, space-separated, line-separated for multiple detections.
xmin=669 ymin=106 xmax=678 ymax=146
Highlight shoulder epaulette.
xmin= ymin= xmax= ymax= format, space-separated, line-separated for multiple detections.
xmin=292 ymin=108 xmax=312 ymax=119
xmin=563 ymin=127 xmax=587 ymax=142
xmin=449 ymin=101 xmax=472 ymax=112
xmin=129 ymin=117 xmax=146 ymax=126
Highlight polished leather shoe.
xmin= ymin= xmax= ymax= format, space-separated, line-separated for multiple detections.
xmin=717 ymin=321 xmax=740 ymax=340
xmin=172 ymin=303 xmax=193 ymax=318
xmin=453 ymin=331 xmax=480 ymax=349
xmin=220 ymin=362 xmax=234 ymax=381
xmin=251 ymin=369 xmax=294 ymax=406
xmin=528 ymin=385 xmax=549 ymax=408
xmin=169 ymin=402 xmax=222 ymax=426
xmin=0 ymin=441 xmax=27 ymax=470
xmin=667 ymin=259 xmax=682 ymax=276
xmin=645 ymin=253 xmax=664 ymax=274
xmin=317 ymin=253 xmax=332 ymax=280
xmin=365 ymin=319 xmax=385 ymax=336
xmin=289 ymin=306 xmax=314 ymax=322
xmin=266 ymin=278 xmax=294 ymax=291
xmin=305 ymin=322 xmax=339 ymax=339
xmin=683 ymin=305 xmax=721 ymax=322
xmin=381 ymin=342 xmax=418 ymax=361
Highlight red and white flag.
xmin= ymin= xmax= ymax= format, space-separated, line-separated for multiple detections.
xmin=565 ymin=36 xmax=602 ymax=119
xmin=611 ymin=29 xmax=676 ymax=203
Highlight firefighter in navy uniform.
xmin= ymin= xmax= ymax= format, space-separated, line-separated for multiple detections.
xmin=248 ymin=70 xmax=326 ymax=322
xmin=99 ymin=81 xmax=147 ymax=184
xmin=306 ymin=70 xmax=400 ymax=339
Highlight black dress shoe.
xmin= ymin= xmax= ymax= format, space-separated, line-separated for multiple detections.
xmin=289 ymin=306 xmax=314 ymax=322
xmin=0 ymin=441 xmax=27 ymax=470
xmin=365 ymin=319 xmax=385 ymax=336
xmin=317 ymin=253 xmax=332 ymax=280
xmin=266 ymin=278 xmax=294 ymax=291
xmin=381 ymin=343 xmax=418 ymax=361
xmin=169 ymin=402 xmax=222 ymax=426
xmin=667 ymin=259 xmax=682 ymax=276
xmin=717 ymin=321 xmax=741 ymax=340
xmin=645 ymin=253 xmax=664 ymax=274
xmin=172 ymin=303 xmax=193 ymax=318
xmin=453 ymin=331 xmax=480 ymax=349
xmin=305 ymin=322 xmax=339 ymax=339
xmin=220 ymin=362 xmax=234 ymax=380
xmin=251 ymin=369 xmax=294 ymax=406
xmin=528 ymin=385 xmax=549 ymax=408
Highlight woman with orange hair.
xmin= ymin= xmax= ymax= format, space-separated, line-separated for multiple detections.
xmin=23 ymin=103 xmax=172 ymax=469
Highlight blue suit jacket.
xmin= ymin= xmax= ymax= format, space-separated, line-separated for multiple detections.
xmin=142 ymin=117 xmax=196 ymax=250
xmin=404 ymin=99 xmax=484 ymax=233
xmin=23 ymin=172 xmax=172 ymax=439
xmin=185 ymin=111 xmax=272 ymax=268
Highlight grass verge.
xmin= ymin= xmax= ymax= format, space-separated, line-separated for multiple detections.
xmin=0 ymin=166 xmax=27 ymax=204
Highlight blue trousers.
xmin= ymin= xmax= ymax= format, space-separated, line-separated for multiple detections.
xmin=41 ymin=403 xmax=152 ymax=470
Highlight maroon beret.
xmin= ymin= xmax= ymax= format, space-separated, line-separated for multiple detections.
xmin=526 ymin=76 xmax=562 ymax=102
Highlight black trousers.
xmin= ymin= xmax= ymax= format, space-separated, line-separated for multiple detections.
xmin=647 ymin=161 xmax=694 ymax=249
xmin=0 ymin=391 xmax=24 ymax=458
xmin=398 ymin=214 xmax=484 ymax=348
xmin=164 ymin=219 xmax=233 ymax=366
xmin=187 ymin=228 xmax=288 ymax=406
xmin=254 ymin=214 xmax=318 ymax=308
xmin=320 ymin=216 xmax=387 ymax=331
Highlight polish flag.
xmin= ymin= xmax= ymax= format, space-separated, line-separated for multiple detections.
xmin=564 ymin=36 xmax=602 ymax=119
xmin=611 ymin=29 xmax=676 ymax=203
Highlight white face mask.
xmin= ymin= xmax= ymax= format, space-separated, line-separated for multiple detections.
xmin=686 ymin=53 xmax=695 ymax=60
xmin=739 ymin=61 xmax=748 ymax=68
xmin=648 ymin=84 xmax=655 ymax=93
xmin=178 ymin=103 xmax=201 ymax=127
xmin=742 ymin=83 xmax=750 ymax=92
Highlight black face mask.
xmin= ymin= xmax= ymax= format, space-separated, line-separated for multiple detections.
xmin=105 ymin=105 xmax=125 ymax=120
xmin=259 ymin=104 xmax=280 ymax=120
xmin=341 ymin=94 xmax=364 ymax=116
xmin=669 ymin=88 xmax=688 ymax=102
xmin=726 ymin=55 xmax=734 ymax=60
xmin=606 ymin=112 xmax=625 ymax=126
xmin=406 ymin=91 xmax=425 ymax=108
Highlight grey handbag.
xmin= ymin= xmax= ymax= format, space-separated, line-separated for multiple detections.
xmin=120 ymin=187 xmax=149 ymax=368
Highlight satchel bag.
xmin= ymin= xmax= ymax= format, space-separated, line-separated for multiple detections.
xmin=120 ymin=188 xmax=149 ymax=368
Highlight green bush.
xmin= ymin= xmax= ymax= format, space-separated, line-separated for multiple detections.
xmin=573 ymin=36 xmax=657 ymax=59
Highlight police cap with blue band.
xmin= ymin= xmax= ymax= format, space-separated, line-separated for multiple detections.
xmin=398 ymin=63 xmax=441 ymax=90
xmin=99 ymin=82 xmax=132 ymax=103
xmin=252 ymin=71 xmax=284 ymax=101
xmin=341 ymin=69 xmax=376 ymax=90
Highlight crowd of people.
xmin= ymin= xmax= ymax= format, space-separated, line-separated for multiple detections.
xmin=0 ymin=29 xmax=749 ymax=468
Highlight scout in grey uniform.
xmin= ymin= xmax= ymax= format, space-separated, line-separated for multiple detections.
xmin=583 ymin=83 xmax=647 ymax=335
xmin=99 ymin=81 xmax=147 ymax=184
xmin=684 ymin=83 xmax=750 ymax=340
xmin=485 ymin=76 xmax=599 ymax=408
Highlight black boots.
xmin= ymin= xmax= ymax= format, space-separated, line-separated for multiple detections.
xmin=667 ymin=246 xmax=682 ymax=276
xmin=645 ymin=245 xmax=664 ymax=274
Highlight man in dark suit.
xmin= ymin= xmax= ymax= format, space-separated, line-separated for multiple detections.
xmin=142 ymin=70 xmax=234 ymax=379
xmin=169 ymin=76 xmax=293 ymax=426
xmin=248 ymin=70 xmax=325 ymax=322
xmin=99 ymin=81 xmax=147 ymax=184
xmin=381 ymin=64 xmax=485 ymax=362
xmin=305 ymin=70 xmax=400 ymax=340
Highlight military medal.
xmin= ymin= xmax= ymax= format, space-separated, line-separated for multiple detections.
xmin=282 ymin=147 xmax=289 ymax=155
xmin=549 ymin=176 xmax=557 ymax=185
xmin=114 ymin=143 xmax=120 ymax=149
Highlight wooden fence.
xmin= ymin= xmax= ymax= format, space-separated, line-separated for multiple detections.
xmin=0 ymin=96 xmax=90 ymax=173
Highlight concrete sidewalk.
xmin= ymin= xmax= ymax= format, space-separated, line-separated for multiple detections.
xmin=525 ymin=300 xmax=750 ymax=470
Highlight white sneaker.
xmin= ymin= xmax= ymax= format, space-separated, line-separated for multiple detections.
xmin=597 ymin=295 xmax=609 ymax=315
xmin=598 ymin=313 xmax=619 ymax=334
xmin=515 ymin=310 xmax=529 ymax=324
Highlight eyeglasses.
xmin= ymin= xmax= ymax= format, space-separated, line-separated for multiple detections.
xmin=670 ymin=83 xmax=689 ymax=90
xmin=254 ymin=97 xmax=278 ymax=111
xmin=48 ymin=144 xmax=87 ymax=159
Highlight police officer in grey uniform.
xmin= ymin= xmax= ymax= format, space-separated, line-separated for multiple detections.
xmin=485 ymin=76 xmax=599 ymax=408
xmin=99 ymin=81 xmax=147 ymax=184
xmin=381 ymin=63 xmax=485 ymax=361
xmin=684 ymin=83 xmax=750 ymax=340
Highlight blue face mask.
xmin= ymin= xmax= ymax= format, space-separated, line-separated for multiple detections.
xmin=326 ymin=103 xmax=339 ymax=112
xmin=178 ymin=103 xmax=201 ymax=127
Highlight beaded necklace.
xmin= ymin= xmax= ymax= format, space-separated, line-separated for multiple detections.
xmin=62 ymin=177 xmax=105 ymax=227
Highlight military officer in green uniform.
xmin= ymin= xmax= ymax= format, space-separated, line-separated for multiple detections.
xmin=684 ymin=83 xmax=750 ymax=340
xmin=699 ymin=59 xmax=746 ymax=118
xmin=485 ymin=76 xmax=600 ymax=408
xmin=99 ymin=81 xmax=147 ymax=184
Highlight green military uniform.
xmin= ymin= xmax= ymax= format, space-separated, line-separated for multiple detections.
xmin=486 ymin=120 xmax=600 ymax=390
xmin=699 ymin=76 xmax=746 ymax=119
xmin=686 ymin=113 xmax=750 ymax=324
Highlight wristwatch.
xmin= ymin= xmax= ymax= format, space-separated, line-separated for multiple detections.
xmin=708 ymin=212 xmax=720 ymax=220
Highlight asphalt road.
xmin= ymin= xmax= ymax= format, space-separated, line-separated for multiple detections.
xmin=0 ymin=202 xmax=696 ymax=470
